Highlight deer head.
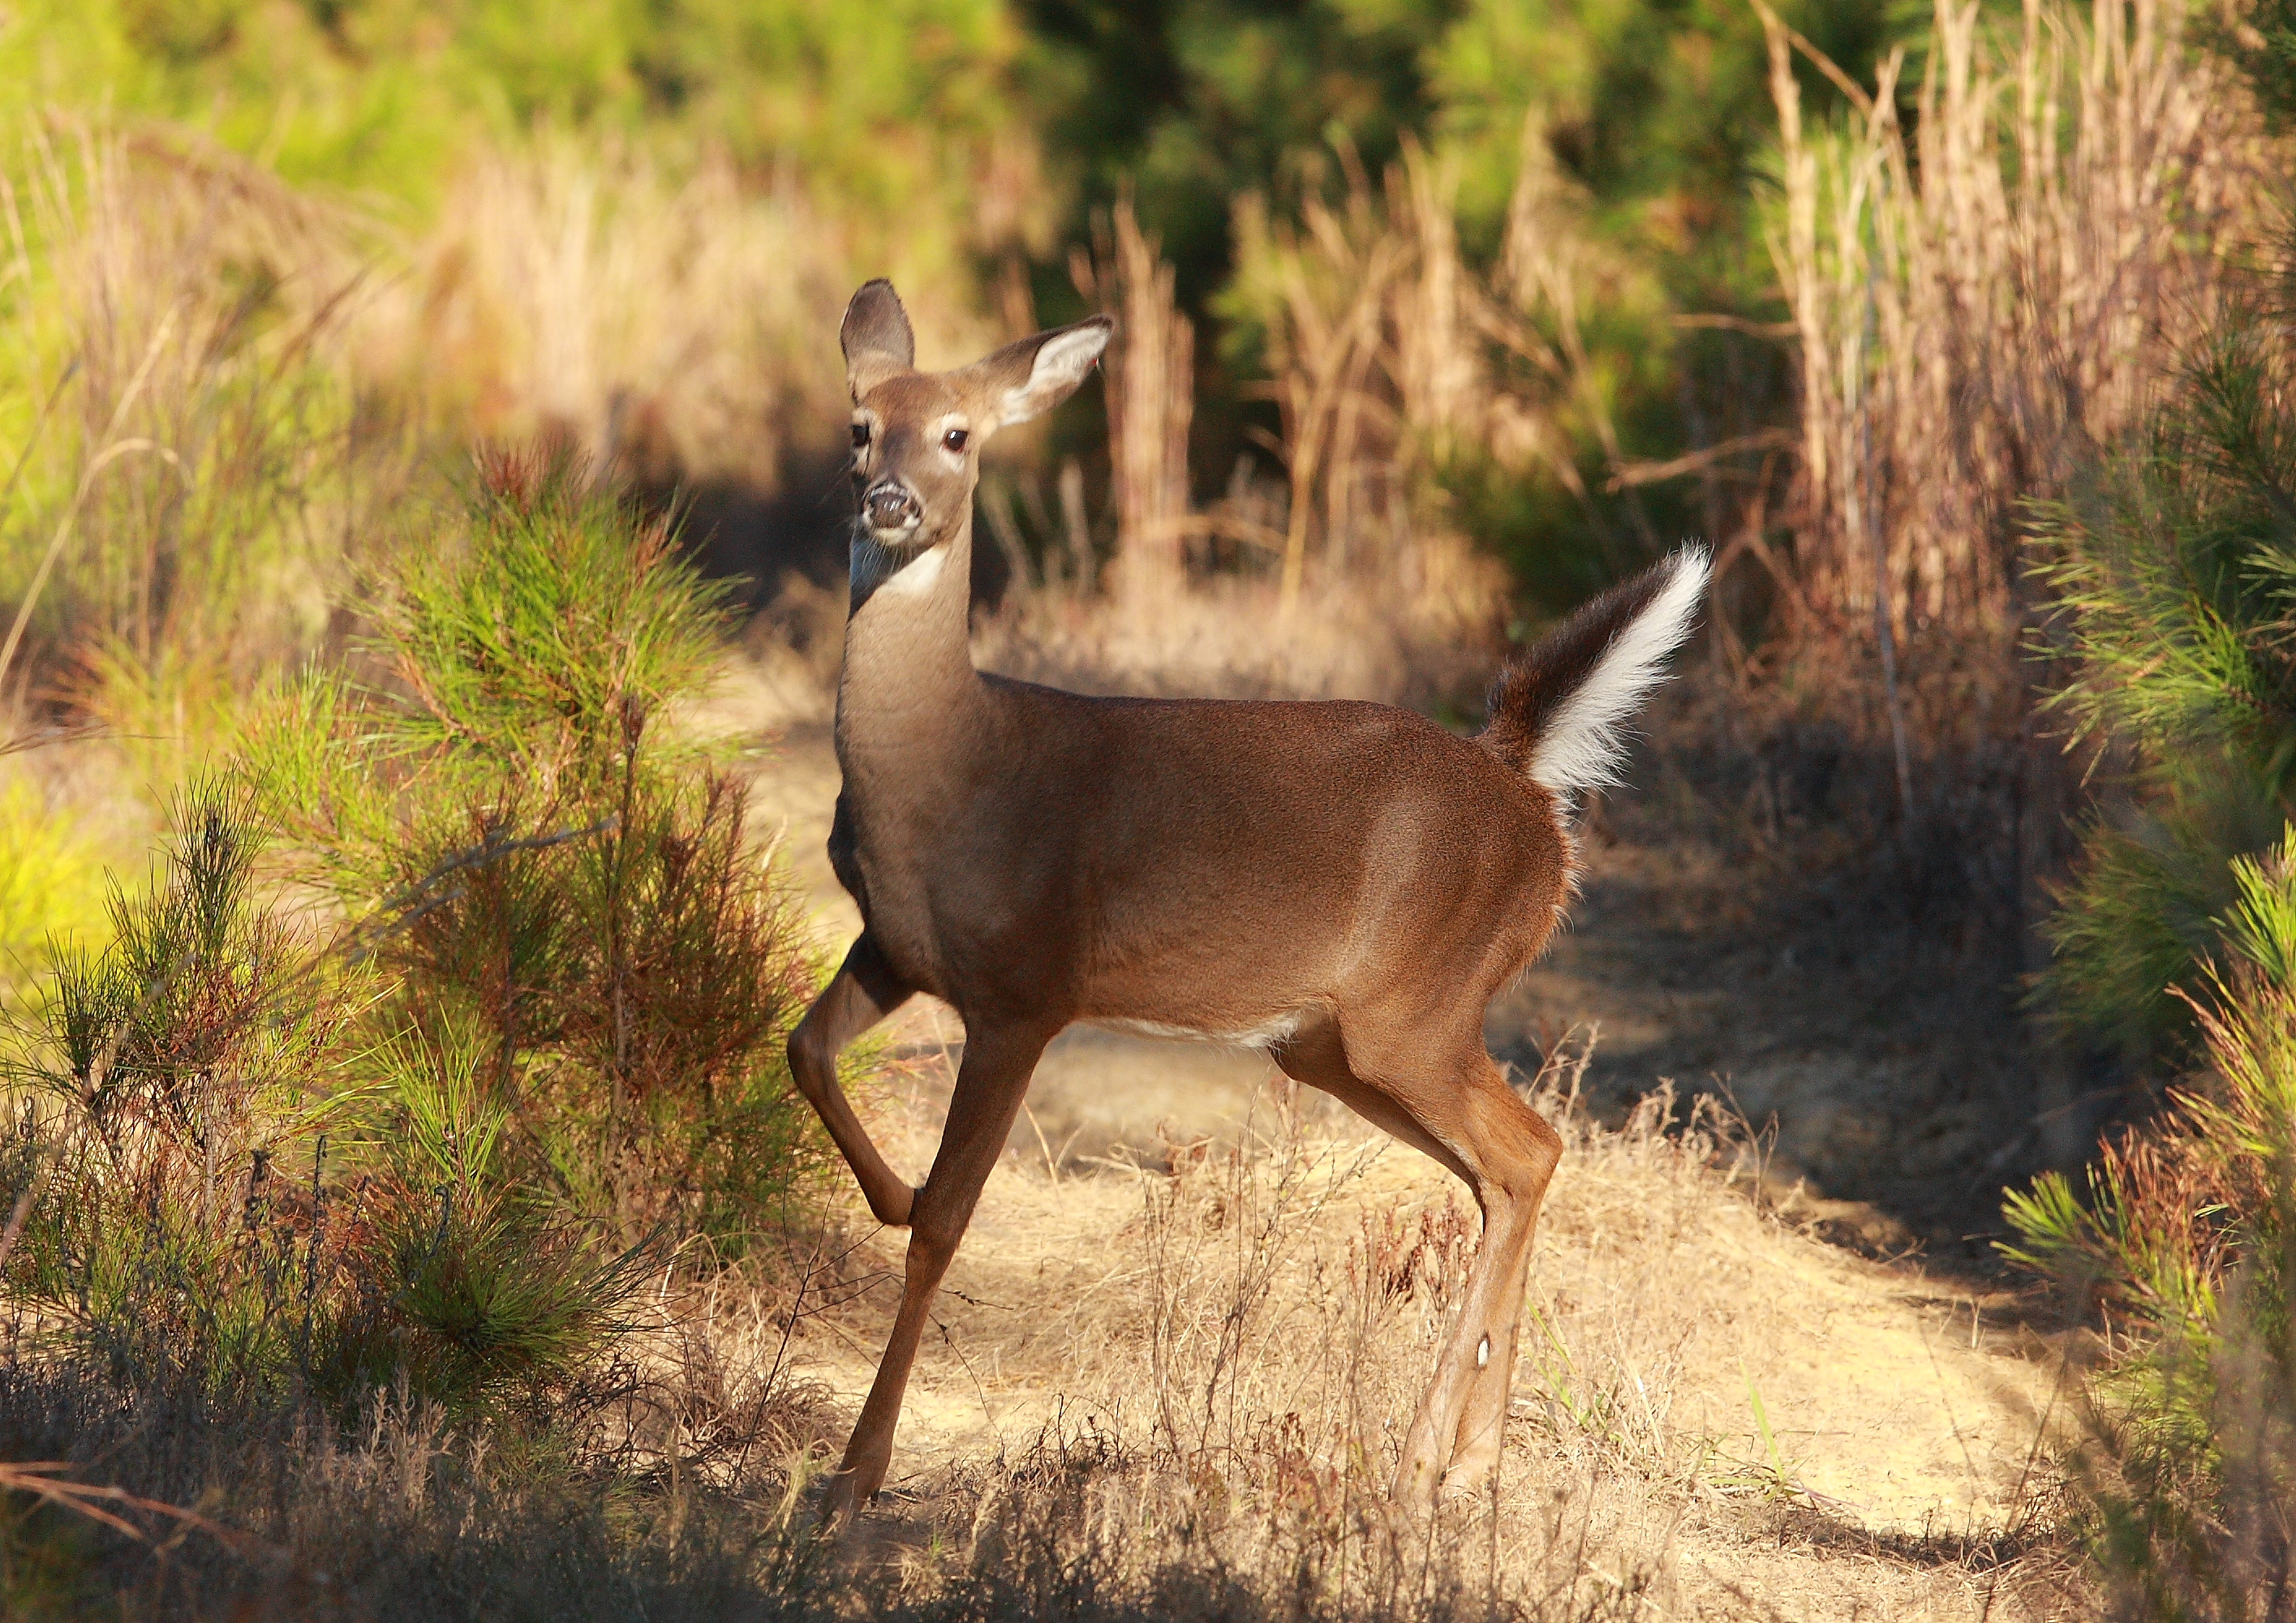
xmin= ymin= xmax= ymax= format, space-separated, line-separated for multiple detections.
xmin=840 ymin=280 xmax=1112 ymax=584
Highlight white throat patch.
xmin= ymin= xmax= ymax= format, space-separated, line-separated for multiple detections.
xmin=879 ymin=542 xmax=946 ymax=599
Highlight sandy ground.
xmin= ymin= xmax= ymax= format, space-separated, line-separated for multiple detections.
xmin=732 ymin=700 xmax=2075 ymax=1619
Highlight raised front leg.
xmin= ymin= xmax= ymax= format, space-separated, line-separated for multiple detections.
xmin=823 ymin=1020 xmax=1053 ymax=1525
xmin=789 ymin=934 xmax=917 ymax=1227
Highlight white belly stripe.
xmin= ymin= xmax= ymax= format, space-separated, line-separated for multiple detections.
xmin=1086 ymin=1011 xmax=1305 ymax=1050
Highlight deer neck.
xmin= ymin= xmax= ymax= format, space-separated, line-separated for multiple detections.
xmin=835 ymin=512 xmax=985 ymax=775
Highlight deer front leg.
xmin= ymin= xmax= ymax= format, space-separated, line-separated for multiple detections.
xmin=823 ymin=1020 xmax=1052 ymax=1526
xmin=789 ymin=934 xmax=917 ymax=1227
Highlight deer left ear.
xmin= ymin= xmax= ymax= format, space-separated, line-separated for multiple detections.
xmin=964 ymin=316 xmax=1114 ymax=432
xmin=842 ymin=279 xmax=917 ymax=401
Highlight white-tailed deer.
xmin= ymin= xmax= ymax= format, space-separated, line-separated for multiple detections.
xmin=789 ymin=280 xmax=1709 ymax=1522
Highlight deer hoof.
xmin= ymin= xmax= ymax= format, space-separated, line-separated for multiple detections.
xmin=819 ymin=1467 xmax=872 ymax=1535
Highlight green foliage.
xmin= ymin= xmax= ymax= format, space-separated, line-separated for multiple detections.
xmin=0 ymin=464 xmax=829 ymax=1425
xmin=0 ymin=0 xmax=1028 ymax=225
xmin=2207 ymin=0 xmax=2296 ymax=135
xmin=1021 ymin=1 xmax=1451 ymax=307
xmin=2069 ymin=1280 xmax=2296 ymax=1621
xmin=1426 ymin=0 xmax=1897 ymax=268
xmin=0 ymin=512 xmax=821 ymax=1432
xmin=2006 ymin=830 xmax=2296 ymax=1609
xmin=1025 ymin=0 xmax=1893 ymax=288
xmin=0 ymin=779 xmax=652 ymax=1423
xmin=372 ymin=457 xmax=727 ymax=787
xmin=0 ymin=781 xmax=109 ymax=998
xmin=2037 ymin=758 xmax=2288 ymax=1054
xmin=243 ymin=451 xmax=825 ymax=1250
xmin=0 ymin=778 xmax=363 ymax=1395
xmin=316 ymin=1024 xmax=657 ymax=1415
xmin=2032 ymin=307 xmax=2296 ymax=1053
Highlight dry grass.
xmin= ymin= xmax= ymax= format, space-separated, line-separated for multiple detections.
xmin=960 ymin=164 xmax=1536 ymax=709
xmin=970 ymin=544 xmax=1504 ymax=707
xmin=1763 ymin=0 xmax=2270 ymax=644
xmin=1228 ymin=140 xmax=1584 ymax=610
xmin=0 ymin=116 xmax=1017 ymax=745
xmin=0 ymin=1026 xmax=2083 ymax=1617
xmin=1074 ymin=200 xmax=1196 ymax=607
xmin=363 ymin=140 xmax=1004 ymax=500
xmin=772 ymin=1029 xmax=2079 ymax=1619
xmin=0 ymin=118 xmax=417 ymax=709
xmin=955 ymin=124 xmax=1720 ymax=711
xmin=1714 ymin=0 xmax=2283 ymax=1172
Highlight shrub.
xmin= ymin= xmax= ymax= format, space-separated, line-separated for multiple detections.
xmin=0 ymin=455 xmax=827 ymax=1421
xmin=243 ymin=449 xmax=826 ymax=1251
xmin=0 ymin=778 xmax=359 ymax=1396
xmin=314 ymin=1021 xmax=659 ymax=1419
xmin=2006 ymin=830 xmax=2296 ymax=1612
xmin=2030 ymin=301 xmax=2296 ymax=1057
xmin=0 ymin=777 xmax=660 ymax=1424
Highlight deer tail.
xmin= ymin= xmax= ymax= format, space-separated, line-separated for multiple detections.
xmin=1478 ymin=546 xmax=1711 ymax=795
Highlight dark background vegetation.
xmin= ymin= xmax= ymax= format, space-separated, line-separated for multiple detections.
xmin=1 ymin=0 xmax=1915 ymax=608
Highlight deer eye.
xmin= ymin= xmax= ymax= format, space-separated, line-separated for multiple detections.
xmin=850 ymin=423 xmax=870 ymax=450
xmin=942 ymin=427 xmax=970 ymax=454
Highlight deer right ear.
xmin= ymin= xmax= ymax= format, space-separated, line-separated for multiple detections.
xmin=841 ymin=280 xmax=915 ymax=401
xmin=965 ymin=316 xmax=1115 ymax=432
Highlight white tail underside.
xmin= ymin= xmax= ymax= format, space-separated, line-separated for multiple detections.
xmin=1529 ymin=547 xmax=1711 ymax=794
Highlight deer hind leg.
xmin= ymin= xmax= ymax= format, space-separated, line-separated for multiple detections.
xmin=823 ymin=1020 xmax=1052 ymax=1526
xmin=1275 ymin=1019 xmax=1560 ymax=1507
xmin=1435 ymin=1071 xmax=1560 ymax=1495
xmin=789 ymin=934 xmax=917 ymax=1227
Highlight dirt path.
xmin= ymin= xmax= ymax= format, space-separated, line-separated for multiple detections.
xmin=735 ymin=709 xmax=2070 ymax=1619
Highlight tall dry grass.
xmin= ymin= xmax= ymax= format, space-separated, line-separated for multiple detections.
xmin=1665 ymin=0 xmax=2284 ymax=1174
xmin=0 ymin=120 xmax=412 ymax=715
xmin=1230 ymin=147 xmax=1494 ymax=612
xmin=1764 ymin=0 xmax=2268 ymax=645
xmin=366 ymin=140 xmax=1004 ymax=500
xmin=1074 ymin=200 xmax=1196 ymax=607
xmin=974 ymin=150 xmax=1620 ymax=706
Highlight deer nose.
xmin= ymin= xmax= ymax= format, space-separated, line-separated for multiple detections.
xmin=864 ymin=481 xmax=921 ymax=531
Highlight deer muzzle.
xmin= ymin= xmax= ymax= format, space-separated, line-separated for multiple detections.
xmin=863 ymin=481 xmax=922 ymax=536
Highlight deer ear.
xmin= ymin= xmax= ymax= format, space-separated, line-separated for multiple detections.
xmin=841 ymin=280 xmax=915 ymax=401
xmin=963 ymin=316 xmax=1113 ymax=432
